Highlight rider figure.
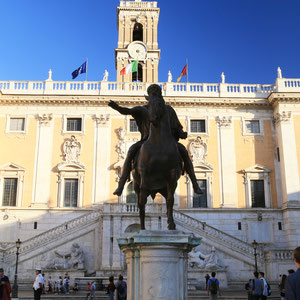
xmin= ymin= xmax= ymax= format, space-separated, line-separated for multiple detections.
xmin=108 ymin=84 xmax=202 ymax=196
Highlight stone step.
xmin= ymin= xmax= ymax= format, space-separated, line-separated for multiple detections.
xmin=16 ymin=290 xmax=281 ymax=300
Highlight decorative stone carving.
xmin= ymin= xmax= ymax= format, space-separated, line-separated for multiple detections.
xmin=45 ymin=243 xmax=85 ymax=270
xmin=63 ymin=135 xmax=81 ymax=163
xmin=272 ymin=111 xmax=291 ymax=125
xmin=102 ymin=69 xmax=109 ymax=82
xmin=216 ymin=116 xmax=232 ymax=128
xmin=113 ymin=127 xmax=126 ymax=179
xmin=188 ymin=246 xmax=225 ymax=270
xmin=188 ymin=136 xmax=207 ymax=165
xmin=36 ymin=113 xmax=53 ymax=125
xmin=94 ymin=114 xmax=110 ymax=126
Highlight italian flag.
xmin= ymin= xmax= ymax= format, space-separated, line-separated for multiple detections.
xmin=120 ymin=60 xmax=138 ymax=75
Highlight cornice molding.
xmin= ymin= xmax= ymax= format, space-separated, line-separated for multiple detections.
xmin=0 ymin=95 xmax=271 ymax=108
xmin=268 ymin=92 xmax=300 ymax=105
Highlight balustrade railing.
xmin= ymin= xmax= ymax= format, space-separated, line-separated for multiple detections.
xmin=1 ymin=79 xmax=293 ymax=98
xmin=173 ymin=210 xmax=264 ymax=261
xmin=3 ymin=209 xmax=103 ymax=255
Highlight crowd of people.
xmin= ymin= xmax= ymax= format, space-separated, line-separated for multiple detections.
xmin=1 ymin=246 xmax=299 ymax=300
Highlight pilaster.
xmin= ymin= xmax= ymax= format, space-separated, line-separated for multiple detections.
xmin=216 ymin=116 xmax=238 ymax=207
xmin=31 ymin=114 xmax=54 ymax=207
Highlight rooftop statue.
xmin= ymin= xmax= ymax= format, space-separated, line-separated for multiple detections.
xmin=109 ymin=84 xmax=202 ymax=230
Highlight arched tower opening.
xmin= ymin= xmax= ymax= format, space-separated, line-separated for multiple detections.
xmin=133 ymin=22 xmax=143 ymax=42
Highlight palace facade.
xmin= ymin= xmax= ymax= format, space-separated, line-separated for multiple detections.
xmin=0 ymin=0 xmax=300 ymax=288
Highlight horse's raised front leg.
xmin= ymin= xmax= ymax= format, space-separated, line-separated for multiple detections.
xmin=138 ymin=189 xmax=148 ymax=230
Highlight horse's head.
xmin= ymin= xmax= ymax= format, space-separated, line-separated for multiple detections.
xmin=148 ymin=96 xmax=166 ymax=127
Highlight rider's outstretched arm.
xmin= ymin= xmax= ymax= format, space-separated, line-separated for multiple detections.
xmin=109 ymin=100 xmax=132 ymax=115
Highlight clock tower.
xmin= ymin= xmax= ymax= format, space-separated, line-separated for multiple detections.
xmin=115 ymin=0 xmax=160 ymax=83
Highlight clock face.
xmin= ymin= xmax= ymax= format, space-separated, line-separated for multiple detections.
xmin=128 ymin=42 xmax=147 ymax=60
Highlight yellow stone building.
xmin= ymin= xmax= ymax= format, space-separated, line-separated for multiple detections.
xmin=0 ymin=0 xmax=299 ymax=288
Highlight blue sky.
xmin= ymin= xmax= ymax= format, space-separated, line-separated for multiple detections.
xmin=0 ymin=0 xmax=300 ymax=84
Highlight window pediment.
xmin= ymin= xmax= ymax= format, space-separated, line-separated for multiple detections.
xmin=243 ymin=164 xmax=271 ymax=174
xmin=194 ymin=162 xmax=213 ymax=172
xmin=0 ymin=162 xmax=25 ymax=172
xmin=57 ymin=162 xmax=85 ymax=172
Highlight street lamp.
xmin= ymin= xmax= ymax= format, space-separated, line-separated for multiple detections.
xmin=12 ymin=238 xmax=22 ymax=298
xmin=252 ymin=240 xmax=258 ymax=273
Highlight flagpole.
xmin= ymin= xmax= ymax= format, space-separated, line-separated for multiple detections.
xmin=86 ymin=58 xmax=88 ymax=81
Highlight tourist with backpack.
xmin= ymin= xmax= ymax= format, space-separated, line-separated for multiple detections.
xmin=259 ymin=272 xmax=271 ymax=299
xmin=207 ymin=272 xmax=220 ymax=300
xmin=251 ymin=271 xmax=263 ymax=300
xmin=116 ymin=274 xmax=127 ymax=300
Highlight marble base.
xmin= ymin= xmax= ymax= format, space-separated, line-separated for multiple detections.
xmin=188 ymin=269 xmax=228 ymax=290
xmin=118 ymin=230 xmax=201 ymax=300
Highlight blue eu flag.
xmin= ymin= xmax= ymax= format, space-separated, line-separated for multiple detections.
xmin=72 ymin=61 xmax=87 ymax=79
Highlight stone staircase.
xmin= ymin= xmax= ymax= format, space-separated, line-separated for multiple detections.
xmin=173 ymin=210 xmax=264 ymax=265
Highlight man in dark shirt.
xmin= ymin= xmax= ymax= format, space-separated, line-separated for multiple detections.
xmin=0 ymin=268 xmax=11 ymax=300
xmin=285 ymin=246 xmax=300 ymax=300
xmin=109 ymin=84 xmax=202 ymax=197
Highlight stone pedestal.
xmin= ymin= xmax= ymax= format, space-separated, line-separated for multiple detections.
xmin=118 ymin=230 xmax=201 ymax=300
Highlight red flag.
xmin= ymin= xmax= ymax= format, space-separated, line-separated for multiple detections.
xmin=177 ymin=64 xmax=188 ymax=82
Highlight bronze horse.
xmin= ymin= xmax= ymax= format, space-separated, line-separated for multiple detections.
xmin=132 ymin=95 xmax=182 ymax=230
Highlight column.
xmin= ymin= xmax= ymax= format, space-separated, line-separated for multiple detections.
xmin=31 ymin=114 xmax=54 ymax=207
xmin=92 ymin=114 xmax=111 ymax=204
xmin=118 ymin=230 xmax=201 ymax=300
xmin=216 ymin=116 xmax=238 ymax=207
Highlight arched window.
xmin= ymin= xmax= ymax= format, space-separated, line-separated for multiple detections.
xmin=133 ymin=23 xmax=143 ymax=42
xmin=132 ymin=64 xmax=143 ymax=82
xmin=126 ymin=181 xmax=137 ymax=203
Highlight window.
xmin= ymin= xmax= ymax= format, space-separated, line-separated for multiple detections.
xmin=245 ymin=120 xmax=260 ymax=134
xmin=251 ymin=180 xmax=265 ymax=208
xmin=190 ymin=120 xmax=206 ymax=133
xmin=2 ymin=178 xmax=17 ymax=206
xmin=9 ymin=118 xmax=25 ymax=132
xmin=130 ymin=119 xmax=139 ymax=132
xmin=64 ymin=179 xmax=78 ymax=207
xmin=67 ymin=118 xmax=82 ymax=132
xmin=242 ymin=164 xmax=271 ymax=208
xmin=193 ymin=179 xmax=207 ymax=208
xmin=126 ymin=182 xmax=137 ymax=204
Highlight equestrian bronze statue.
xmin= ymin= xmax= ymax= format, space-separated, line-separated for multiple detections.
xmin=109 ymin=84 xmax=201 ymax=230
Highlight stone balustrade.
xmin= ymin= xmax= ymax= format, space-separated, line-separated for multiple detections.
xmin=2 ymin=78 xmax=298 ymax=98
xmin=173 ymin=210 xmax=265 ymax=262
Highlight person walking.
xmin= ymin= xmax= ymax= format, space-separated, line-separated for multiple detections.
xmin=33 ymin=268 xmax=44 ymax=300
xmin=90 ymin=281 xmax=96 ymax=299
xmin=107 ymin=276 xmax=116 ymax=300
xmin=0 ymin=268 xmax=11 ymax=300
xmin=86 ymin=282 xmax=91 ymax=300
xmin=259 ymin=272 xmax=270 ymax=299
xmin=251 ymin=271 xmax=263 ymax=300
xmin=116 ymin=275 xmax=127 ymax=300
xmin=279 ymin=274 xmax=287 ymax=300
xmin=207 ymin=272 xmax=220 ymax=300
xmin=285 ymin=246 xmax=300 ymax=300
